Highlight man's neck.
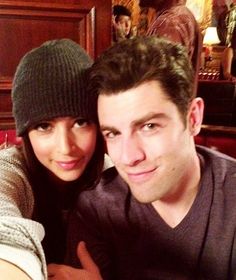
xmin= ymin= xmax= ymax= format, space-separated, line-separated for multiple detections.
xmin=151 ymin=154 xmax=201 ymax=228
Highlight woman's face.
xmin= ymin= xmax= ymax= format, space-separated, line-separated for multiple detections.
xmin=28 ymin=116 xmax=97 ymax=182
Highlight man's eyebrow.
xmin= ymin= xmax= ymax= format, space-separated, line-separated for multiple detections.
xmin=131 ymin=112 xmax=169 ymax=127
xmin=100 ymin=125 xmax=119 ymax=132
xmin=100 ymin=113 xmax=169 ymax=132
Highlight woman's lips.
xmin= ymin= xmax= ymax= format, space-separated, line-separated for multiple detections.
xmin=56 ymin=159 xmax=81 ymax=170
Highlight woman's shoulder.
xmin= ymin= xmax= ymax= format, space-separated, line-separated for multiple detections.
xmin=0 ymin=146 xmax=26 ymax=166
xmin=0 ymin=146 xmax=34 ymax=217
xmin=0 ymin=145 xmax=30 ymax=186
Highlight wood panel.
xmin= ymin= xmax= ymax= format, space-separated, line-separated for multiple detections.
xmin=197 ymin=80 xmax=236 ymax=127
xmin=0 ymin=0 xmax=112 ymax=129
xmin=195 ymin=125 xmax=236 ymax=158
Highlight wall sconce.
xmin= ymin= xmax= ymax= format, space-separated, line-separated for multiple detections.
xmin=203 ymin=27 xmax=221 ymax=68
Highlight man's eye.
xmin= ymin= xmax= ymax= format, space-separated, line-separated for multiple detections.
xmin=34 ymin=122 xmax=51 ymax=132
xmin=103 ymin=131 xmax=118 ymax=139
xmin=74 ymin=119 xmax=90 ymax=128
xmin=142 ymin=123 xmax=157 ymax=131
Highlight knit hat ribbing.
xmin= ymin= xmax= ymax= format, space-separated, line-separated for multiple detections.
xmin=12 ymin=39 xmax=95 ymax=136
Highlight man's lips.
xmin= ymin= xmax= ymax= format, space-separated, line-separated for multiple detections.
xmin=126 ymin=167 xmax=157 ymax=182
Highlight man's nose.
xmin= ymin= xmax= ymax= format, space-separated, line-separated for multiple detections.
xmin=120 ymin=135 xmax=145 ymax=166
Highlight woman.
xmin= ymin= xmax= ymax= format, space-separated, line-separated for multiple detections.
xmin=0 ymin=39 xmax=104 ymax=279
xmin=220 ymin=26 xmax=236 ymax=81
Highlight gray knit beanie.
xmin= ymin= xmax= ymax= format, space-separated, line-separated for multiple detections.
xmin=12 ymin=39 xmax=95 ymax=136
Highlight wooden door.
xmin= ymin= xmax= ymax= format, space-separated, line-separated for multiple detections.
xmin=0 ymin=0 xmax=112 ymax=128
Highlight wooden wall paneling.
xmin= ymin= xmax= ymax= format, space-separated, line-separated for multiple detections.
xmin=197 ymin=80 xmax=236 ymax=126
xmin=0 ymin=83 xmax=14 ymax=129
xmin=0 ymin=0 xmax=112 ymax=129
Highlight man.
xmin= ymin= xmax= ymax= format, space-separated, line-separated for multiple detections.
xmin=67 ymin=37 xmax=236 ymax=279
xmin=139 ymin=0 xmax=202 ymax=92
xmin=112 ymin=5 xmax=137 ymax=43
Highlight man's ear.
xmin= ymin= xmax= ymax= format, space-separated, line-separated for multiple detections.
xmin=187 ymin=97 xmax=204 ymax=136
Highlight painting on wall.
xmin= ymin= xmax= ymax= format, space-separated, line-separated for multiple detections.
xmin=186 ymin=0 xmax=212 ymax=31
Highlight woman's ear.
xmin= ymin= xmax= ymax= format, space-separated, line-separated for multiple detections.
xmin=187 ymin=97 xmax=204 ymax=136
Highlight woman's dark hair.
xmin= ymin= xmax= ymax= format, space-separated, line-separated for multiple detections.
xmin=22 ymin=127 xmax=104 ymax=263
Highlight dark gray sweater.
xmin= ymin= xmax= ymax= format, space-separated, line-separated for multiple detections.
xmin=67 ymin=146 xmax=236 ymax=280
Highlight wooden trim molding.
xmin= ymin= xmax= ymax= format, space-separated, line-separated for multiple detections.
xmin=200 ymin=124 xmax=236 ymax=137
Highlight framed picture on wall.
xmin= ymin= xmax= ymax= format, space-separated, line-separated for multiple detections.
xmin=186 ymin=0 xmax=212 ymax=31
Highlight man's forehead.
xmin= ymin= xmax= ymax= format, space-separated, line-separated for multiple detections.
xmin=97 ymin=80 xmax=168 ymax=104
xmin=97 ymin=83 xmax=178 ymax=129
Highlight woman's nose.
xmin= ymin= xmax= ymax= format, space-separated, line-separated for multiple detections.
xmin=56 ymin=131 xmax=74 ymax=154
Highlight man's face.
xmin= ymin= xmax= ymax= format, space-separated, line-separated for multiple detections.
xmin=98 ymin=81 xmax=201 ymax=204
xmin=116 ymin=15 xmax=132 ymax=35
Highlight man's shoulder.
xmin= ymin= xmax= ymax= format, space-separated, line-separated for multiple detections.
xmin=197 ymin=145 xmax=236 ymax=182
xmin=161 ymin=5 xmax=196 ymax=21
xmin=99 ymin=167 xmax=129 ymax=193
xmin=79 ymin=167 xmax=129 ymax=201
xmin=149 ymin=5 xmax=198 ymax=37
xmin=197 ymin=145 xmax=236 ymax=164
xmin=77 ymin=167 xmax=130 ymax=216
xmin=198 ymin=146 xmax=236 ymax=225
xmin=100 ymin=166 xmax=121 ymax=185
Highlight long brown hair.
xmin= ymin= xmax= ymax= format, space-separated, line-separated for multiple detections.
xmin=21 ymin=128 xmax=104 ymax=263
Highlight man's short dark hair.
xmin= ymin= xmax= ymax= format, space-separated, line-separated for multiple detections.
xmin=113 ymin=5 xmax=131 ymax=21
xmin=89 ymin=36 xmax=194 ymax=123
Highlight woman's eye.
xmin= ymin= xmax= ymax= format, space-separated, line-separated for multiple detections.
xmin=34 ymin=122 xmax=51 ymax=132
xmin=74 ymin=119 xmax=89 ymax=128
